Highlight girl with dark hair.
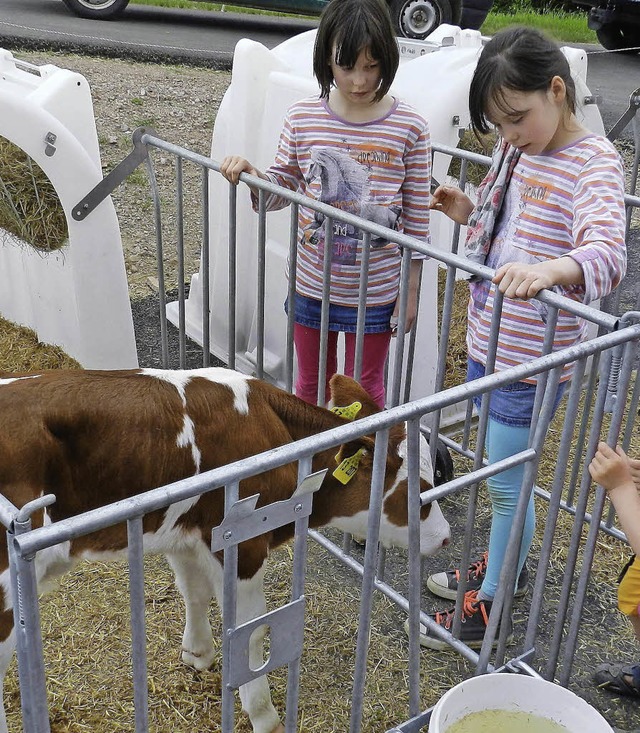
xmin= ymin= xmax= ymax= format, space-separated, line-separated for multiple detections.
xmin=221 ymin=0 xmax=431 ymax=408
xmin=415 ymin=26 xmax=627 ymax=649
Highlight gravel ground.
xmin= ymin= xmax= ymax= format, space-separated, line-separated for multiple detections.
xmin=4 ymin=46 xmax=640 ymax=732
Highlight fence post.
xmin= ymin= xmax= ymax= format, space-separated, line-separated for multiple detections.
xmin=9 ymin=517 xmax=51 ymax=732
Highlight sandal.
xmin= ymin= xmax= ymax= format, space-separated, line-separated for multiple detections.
xmin=593 ymin=662 xmax=640 ymax=698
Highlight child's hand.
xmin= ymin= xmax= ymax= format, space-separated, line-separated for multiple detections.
xmin=391 ymin=260 xmax=421 ymax=337
xmin=493 ymin=262 xmax=554 ymax=300
xmin=589 ymin=442 xmax=636 ymax=495
xmin=219 ymin=156 xmax=264 ymax=185
xmin=493 ymin=257 xmax=584 ymax=300
xmin=390 ymin=300 xmax=417 ymax=337
xmin=429 ymin=184 xmax=474 ymax=226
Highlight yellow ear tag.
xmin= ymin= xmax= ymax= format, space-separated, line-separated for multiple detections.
xmin=330 ymin=401 xmax=362 ymax=421
xmin=332 ymin=447 xmax=366 ymax=485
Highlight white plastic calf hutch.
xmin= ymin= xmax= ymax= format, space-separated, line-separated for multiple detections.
xmin=170 ymin=26 xmax=605 ymax=409
xmin=0 ymin=50 xmax=138 ymax=369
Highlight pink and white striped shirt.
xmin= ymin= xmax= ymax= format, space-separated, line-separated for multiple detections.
xmin=467 ymin=134 xmax=627 ymax=381
xmin=259 ymin=96 xmax=431 ymax=307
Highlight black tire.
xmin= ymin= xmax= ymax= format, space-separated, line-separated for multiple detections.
xmin=433 ymin=438 xmax=454 ymax=487
xmin=61 ymin=0 xmax=130 ymax=20
xmin=390 ymin=0 xmax=461 ymax=40
xmin=596 ymin=22 xmax=640 ymax=53
xmin=459 ymin=0 xmax=494 ymax=30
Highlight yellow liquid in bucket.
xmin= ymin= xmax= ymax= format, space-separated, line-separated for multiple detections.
xmin=445 ymin=709 xmax=569 ymax=732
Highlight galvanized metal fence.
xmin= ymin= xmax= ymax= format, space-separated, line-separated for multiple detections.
xmin=4 ymin=132 xmax=640 ymax=732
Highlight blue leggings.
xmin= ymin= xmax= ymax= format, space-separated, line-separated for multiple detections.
xmin=481 ymin=418 xmax=534 ymax=599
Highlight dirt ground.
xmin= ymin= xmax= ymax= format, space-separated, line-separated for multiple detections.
xmin=1 ymin=45 xmax=640 ymax=733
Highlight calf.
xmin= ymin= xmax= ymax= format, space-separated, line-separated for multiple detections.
xmin=0 ymin=367 xmax=450 ymax=733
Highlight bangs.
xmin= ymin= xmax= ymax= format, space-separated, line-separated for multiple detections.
xmin=333 ymin=28 xmax=373 ymax=67
xmin=335 ymin=36 xmax=370 ymax=69
xmin=470 ymin=60 xmax=543 ymax=134
xmin=487 ymin=85 xmax=523 ymax=123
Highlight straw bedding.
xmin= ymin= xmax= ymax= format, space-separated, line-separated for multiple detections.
xmin=0 ymin=49 xmax=638 ymax=733
xmin=1 ymin=296 xmax=639 ymax=732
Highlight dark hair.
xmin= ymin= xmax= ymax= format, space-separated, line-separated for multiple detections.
xmin=313 ymin=0 xmax=399 ymax=102
xmin=469 ymin=26 xmax=577 ymax=135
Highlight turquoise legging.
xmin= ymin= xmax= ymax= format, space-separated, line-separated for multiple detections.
xmin=481 ymin=417 xmax=534 ymax=599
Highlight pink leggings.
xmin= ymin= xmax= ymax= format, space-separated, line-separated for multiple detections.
xmin=293 ymin=324 xmax=391 ymax=408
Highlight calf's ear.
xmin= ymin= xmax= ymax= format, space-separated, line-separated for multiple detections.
xmin=334 ymin=436 xmax=376 ymax=463
xmin=328 ymin=375 xmax=380 ymax=417
xmin=389 ymin=423 xmax=407 ymax=448
xmin=332 ymin=436 xmax=376 ymax=484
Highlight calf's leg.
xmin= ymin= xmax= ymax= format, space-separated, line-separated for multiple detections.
xmin=166 ymin=544 xmax=220 ymax=670
xmin=235 ymin=566 xmax=284 ymax=733
xmin=169 ymin=545 xmax=283 ymax=733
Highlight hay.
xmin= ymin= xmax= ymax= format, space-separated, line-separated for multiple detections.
xmin=4 ymin=546 xmax=474 ymax=733
xmin=1 ymin=278 xmax=639 ymax=732
xmin=0 ymin=315 xmax=80 ymax=371
xmin=437 ymin=268 xmax=469 ymax=390
xmin=447 ymin=129 xmax=496 ymax=188
xmin=0 ymin=136 xmax=68 ymax=252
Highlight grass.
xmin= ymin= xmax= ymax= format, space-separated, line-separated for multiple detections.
xmin=481 ymin=7 xmax=598 ymax=44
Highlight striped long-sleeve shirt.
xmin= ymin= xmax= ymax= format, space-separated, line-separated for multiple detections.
xmin=467 ymin=134 xmax=627 ymax=381
xmin=259 ymin=96 xmax=431 ymax=307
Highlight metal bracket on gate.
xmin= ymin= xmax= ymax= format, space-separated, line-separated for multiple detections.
xmin=605 ymin=311 xmax=640 ymax=413
xmin=71 ymin=126 xmax=156 ymax=221
xmin=607 ymin=87 xmax=640 ymax=142
xmin=210 ymin=469 xmax=326 ymax=552
xmin=225 ymin=597 xmax=306 ymax=689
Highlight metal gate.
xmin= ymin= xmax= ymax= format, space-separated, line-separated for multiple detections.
xmin=4 ymin=132 xmax=640 ymax=732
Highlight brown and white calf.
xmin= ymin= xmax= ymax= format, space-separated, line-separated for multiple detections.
xmin=0 ymin=367 xmax=449 ymax=733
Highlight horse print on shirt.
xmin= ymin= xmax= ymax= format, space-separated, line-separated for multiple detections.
xmin=307 ymin=148 xmax=400 ymax=265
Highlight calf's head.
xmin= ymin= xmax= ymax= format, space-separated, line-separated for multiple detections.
xmin=321 ymin=375 xmax=450 ymax=556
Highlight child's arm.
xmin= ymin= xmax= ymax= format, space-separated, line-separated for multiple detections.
xmin=429 ymin=184 xmax=475 ymax=225
xmin=392 ymin=259 xmax=422 ymax=335
xmin=220 ymin=152 xmax=299 ymax=212
xmin=492 ymin=255 xmax=584 ymax=300
xmin=220 ymin=155 xmax=269 ymax=195
xmin=630 ymin=456 xmax=640 ymax=491
xmin=589 ymin=442 xmax=640 ymax=556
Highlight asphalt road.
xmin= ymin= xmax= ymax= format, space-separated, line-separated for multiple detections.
xmin=0 ymin=0 xmax=318 ymax=67
xmin=581 ymin=48 xmax=640 ymax=137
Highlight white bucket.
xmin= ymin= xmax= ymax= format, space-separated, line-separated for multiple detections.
xmin=429 ymin=673 xmax=614 ymax=733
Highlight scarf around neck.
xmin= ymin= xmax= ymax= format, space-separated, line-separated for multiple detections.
xmin=465 ymin=139 xmax=521 ymax=269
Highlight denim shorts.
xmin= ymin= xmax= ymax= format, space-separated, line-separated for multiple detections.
xmin=467 ymin=358 xmax=567 ymax=428
xmin=286 ymin=292 xmax=395 ymax=334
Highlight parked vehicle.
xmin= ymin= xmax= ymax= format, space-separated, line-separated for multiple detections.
xmin=61 ymin=0 xmax=493 ymax=39
xmin=459 ymin=0 xmax=493 ymax=29
xmin=571 ymin=0 xmax=640 ymax=51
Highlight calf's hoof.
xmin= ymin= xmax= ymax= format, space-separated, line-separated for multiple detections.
xmin=181 ymin=647 xmax=215 ymax=671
